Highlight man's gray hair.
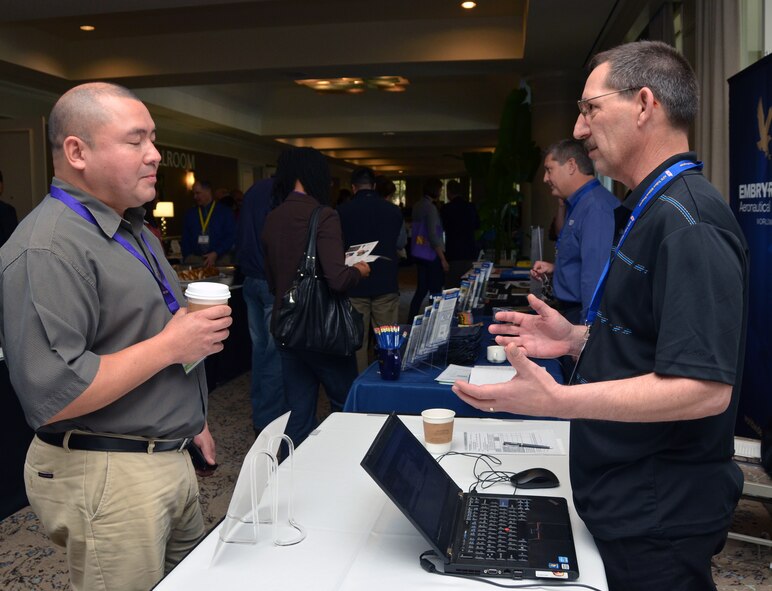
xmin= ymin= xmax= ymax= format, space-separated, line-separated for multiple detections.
xmin=48 ymin=82 xmax=141 ymax=155
xmin=589 ymin=40 xmax=697 ymax=131
xmin=546 ymin=139 xmax=594 ymax=176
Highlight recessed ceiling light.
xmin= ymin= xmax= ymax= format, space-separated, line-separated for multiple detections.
xmin=79 ymin=25 xmax=96 ymax=31
xmin=295 ymin=76 xmax=409 ymax=94
xmin=461 ymin=1 xmax=477 ymax=9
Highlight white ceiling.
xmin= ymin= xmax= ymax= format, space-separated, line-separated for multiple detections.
xmin=0 ymin=0 xmax=630 ymax=176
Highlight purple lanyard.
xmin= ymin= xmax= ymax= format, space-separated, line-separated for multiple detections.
xmin=585 ymin=160 xmax=702 ymax=326
xmin=49 ymin=186 xmax=180 ymax=314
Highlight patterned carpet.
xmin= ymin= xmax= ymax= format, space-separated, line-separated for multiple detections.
xmin=2 ymin=373 xmax=772 ymax=590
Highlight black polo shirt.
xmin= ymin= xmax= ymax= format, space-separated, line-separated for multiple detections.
xmin=570 ymin=153 xmax=749 ymax=540
xmin=337 ymin=189 xmax=405 ymax=297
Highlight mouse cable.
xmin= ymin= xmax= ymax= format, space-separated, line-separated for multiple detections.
xmin=419 ymin=550 xmax=604 ymax=591
xmin=435 ymin=451 xmax=516 ymax=492
xmin=436 ymin=451 xmax=502 ymax=468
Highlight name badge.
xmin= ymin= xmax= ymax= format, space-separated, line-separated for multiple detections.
xmin=198 ymin=235 xmax=210 ymax=247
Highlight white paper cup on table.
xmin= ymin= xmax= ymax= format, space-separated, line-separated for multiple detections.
xmin=487 ymin=345 xmax=506 ymax=363
xmin=421 ymin=408 xmax=455 ymax=453
xmin=185 ymin=281 xmax=231 ymax=311
xmin=182 ymin=282 xmax=231 ymax=374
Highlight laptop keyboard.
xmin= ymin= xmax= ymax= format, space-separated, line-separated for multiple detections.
xmin=459 ymin=496 xmax=530 ymax=562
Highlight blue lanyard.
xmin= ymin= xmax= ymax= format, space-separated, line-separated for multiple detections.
xmin=50 ymin=186 xmax=180 ymax=314
xmin=584 ymin=160 xmax=702 ymax=326
xmin=555 ymin=178 xmax=600 ymax=253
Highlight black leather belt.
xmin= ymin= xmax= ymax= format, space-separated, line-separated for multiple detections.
xmin=36 ymin=431 xmax=191 ymax=453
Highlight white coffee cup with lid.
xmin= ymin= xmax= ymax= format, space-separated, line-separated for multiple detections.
xmin=181 ymin=282 xmax=231 ymax=374
xmin=185 ymin=281 xmax=231 ymax=311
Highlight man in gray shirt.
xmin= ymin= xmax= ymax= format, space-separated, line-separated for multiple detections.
xmin=0 ymin=83 xmax=232 ymax=591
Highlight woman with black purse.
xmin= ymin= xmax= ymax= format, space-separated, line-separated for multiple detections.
xmin=262 ymin=147 xmax=370 ymax=447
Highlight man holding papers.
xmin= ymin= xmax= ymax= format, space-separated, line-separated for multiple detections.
xmin=338 ymin=167 xmax=406 ymax=372
xmin=453 ymin=41 xmax=748 ymax=591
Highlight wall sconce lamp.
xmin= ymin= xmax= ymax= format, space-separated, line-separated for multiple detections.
xmin=152 ymin=201 xmax=175 ymax=238
xmin=185 ymin=171 xmax=196 ymax=190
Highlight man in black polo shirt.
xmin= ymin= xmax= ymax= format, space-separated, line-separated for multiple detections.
xmin=453 ymin=40 xmax=748 ymax=591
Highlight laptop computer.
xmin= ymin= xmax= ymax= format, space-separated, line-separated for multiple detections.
xmin=361 ymin=413 xmax=579 ymax=581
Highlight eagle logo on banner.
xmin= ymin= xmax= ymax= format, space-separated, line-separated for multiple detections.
xmin=756 ymin=96 xmax=772 ymax=159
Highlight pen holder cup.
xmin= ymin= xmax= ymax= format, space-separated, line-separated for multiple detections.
xmin=378 ymin=348 xmax=401 ymax=381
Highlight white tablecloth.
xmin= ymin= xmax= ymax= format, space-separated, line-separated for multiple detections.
xmin=154 ymin=413 xmax=607 ymax=590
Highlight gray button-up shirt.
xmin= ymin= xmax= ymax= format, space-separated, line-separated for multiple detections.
xmin=0 ymin=178 xmax=207 ymax=438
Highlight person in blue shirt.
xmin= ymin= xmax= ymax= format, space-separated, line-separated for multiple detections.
xmin=182 ymin=179 xmax=236 ymax=266
xmin=531 ymin=139 xmax=619 ymax=323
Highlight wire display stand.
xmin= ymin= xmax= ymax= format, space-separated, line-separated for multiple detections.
xmin=258 ymin=434 xmax=306 ymax=546
xmin=211 ymin=413 xmax=305 ymax=564
xmin=401 ymin=289 xmax=458 ymax=373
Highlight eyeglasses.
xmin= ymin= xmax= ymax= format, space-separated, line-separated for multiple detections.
xmin=577 ymin=87 xmax=640 ymax=119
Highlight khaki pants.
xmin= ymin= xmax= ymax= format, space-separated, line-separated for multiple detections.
xmin=24 ymin=436 xmax=204 ymax=591
xmin=350 ymin=293 xmax=400 ymax=373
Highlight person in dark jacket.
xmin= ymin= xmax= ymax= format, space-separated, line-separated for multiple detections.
xmin=262 ymin=148 xmax=370 ymax=446
xmin=441 ymin=179 xmax=479 ymax=288
xmin=236 ymin=178 xmax=287 ymax=437
xmin=0 ymin=170 xmax=19 ymax=248
xmin=337 ymin=167 xmax=406 ymax=372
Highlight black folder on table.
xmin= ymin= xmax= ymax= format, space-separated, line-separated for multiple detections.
xmin=361 ymin=413 xmax=579 ymax=581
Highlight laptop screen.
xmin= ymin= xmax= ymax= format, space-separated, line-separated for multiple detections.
xmin=361 ymin=414 xmax=462 ymax=557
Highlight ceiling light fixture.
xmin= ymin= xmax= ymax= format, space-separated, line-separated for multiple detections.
xmin=79 ymin=25 xmax=96 ymax=31
xmin=295 ymin=76 xmax=410 ymax=94
xmin=461 ymin=1 xmax=477 ymax=9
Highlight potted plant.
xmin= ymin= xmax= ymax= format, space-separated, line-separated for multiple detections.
xmin=464 ymin=85 xmax=541 ymax=264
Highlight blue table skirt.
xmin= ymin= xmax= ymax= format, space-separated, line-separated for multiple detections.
xmin=343 ymin=342 xmax=564 ymax=418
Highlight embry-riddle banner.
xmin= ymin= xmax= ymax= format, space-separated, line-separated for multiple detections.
xmin=729 ymin=54 xmax=772 ymax=438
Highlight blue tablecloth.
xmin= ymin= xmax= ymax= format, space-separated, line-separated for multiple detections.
xmin=498 ymin=269 xmax=531 ymax=281
xmin=343 ymin=336 xmax=564 ymax=418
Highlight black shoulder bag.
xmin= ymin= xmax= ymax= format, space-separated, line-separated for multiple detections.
xmin=273 ymin=206 xmax=363 ymax=356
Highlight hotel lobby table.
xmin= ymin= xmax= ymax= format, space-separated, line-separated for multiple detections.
xmin=154 ymin=413 xmax=607 ymax=590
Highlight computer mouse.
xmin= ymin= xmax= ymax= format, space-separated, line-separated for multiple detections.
xmin=510 ymin=467 xmax=560 ymax=489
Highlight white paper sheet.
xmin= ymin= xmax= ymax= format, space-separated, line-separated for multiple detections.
xmin=468 ymin=365 xmax=517 ymax=385
xmin=462 ymin=429 xmax=565 ymax=455
xmin=435 ymin=364 xmax=472 ymax=384
xmin=344 ymin=241 xmax=382 ymax=265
